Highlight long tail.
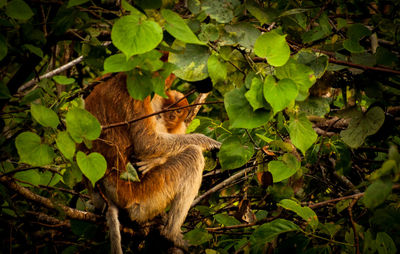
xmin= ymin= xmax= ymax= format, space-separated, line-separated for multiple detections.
xmin=106 ymin=203 xmax=123 ymax=254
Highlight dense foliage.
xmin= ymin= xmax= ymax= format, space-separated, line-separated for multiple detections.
xmin=1 ymin=0 xmax=400 ymax=253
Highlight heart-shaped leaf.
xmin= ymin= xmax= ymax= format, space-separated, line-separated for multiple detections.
xmin=263 ymin=76 xmax=298 ymax=114
xmin=111 ymin=15 xmax=163 ymax=58
xmin=254 ymin=30 xmax=290 ymax=67
xmin=288 ymin=114 xmax=317 ymax=154
xmin=15 ymin=132 xmax=55 ymax=166
xmin=76 ymin=151 xmax=107 ymax=187
xmin=340 ymin=106 xmax=385 ymax=148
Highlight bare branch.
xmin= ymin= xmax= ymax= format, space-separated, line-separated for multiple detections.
xmin=192 ymin=167 xmax=254 ymax=207
xmin=18 ymin=56 xmax=84 ymax=93
xmin=0 ymin=175 xmax=100 ymax=222
xmin=185 ymin=93 xmax=209 ymax=124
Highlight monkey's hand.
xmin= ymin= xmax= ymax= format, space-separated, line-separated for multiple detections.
xmin=136 ymin=157 xmax=168 ymax=175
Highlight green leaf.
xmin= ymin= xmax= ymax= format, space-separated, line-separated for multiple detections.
xmin=14 ymin=170 xmax=41 ymax=186
xmin=245 ymin=77 xmax=268 ymax=111
xmin=169 ymin=41 xmax=209 ymax=81
xmin=279 ymin=199 xmax=319 ymax=230
xmin=254 ymin=30 xmax=290 ymax=67
xmin=251 ymin=219 xmax=299 ymax=244
xmin=225 ymin=87 xmax=272 ymax=129
xmin=65 ymin=107 xmax=101 ymax=143
xmin=347 ymin=23 xmax=371 ymax=41
xmin=343 ymin=39 xmax=365 ymax=53
xmin=223 ymin=23 xmax=261 ymax=49
xmin=214 ymin=214 xmax=241 ymax=226
xmin=288 ymin=114 xmax=317 ymax=154
xmin=120 ymin=162 xmax=140 ymax=182
xmin=67 ymin=0 xmax=89 ymax=7
xmin=246 ymin=0 xmax=277 ymax=24
xmin=263 ymin=76 xmax=298 ymax=114
xmin=23 ymin=44 xmax=43 ymax=58
xmin=161 ymin=9 xmax=204 ymax=45
xmin=363 ymin=179 xmax=392 ymax=209
xmin=340 ymin=107 xmax=385 ymax=148
xmin=296 ymin=50 xmax=329 ymax=79
xmin=186 ymin=118 xmax=200 ymax=133
xmin=76 ymin=151 xmax=106 ymax=187
xmin=39 ymin=171 xmax=62 ymax=187
xmin=297 ymin=97 xmax=330 ymax=117
xmin=56 ymin=131 xmax=76 ymax=160
xmin=207 ymin=54 xmax=227 ymax=84
xmin=376 ymin=232 xmax=397 ymax=254
xmin=201 ymin=0 xmax=240 ymax=23
xmin=218 ymin=136 xmax=254 ymax=170
xmin=5 ymin=0 xmax=34 ymax=21
xmin=103 ymin=53 xmax=137 ymax=73
xmin=268 ymin=160 xmax=297 ymax=183
xmin=53 ymin=75 xmax=75 ymax=85
xmin=0 ymin=34 xmax=7 ymax=61
xmin=275 ymin=59 xmax=316 ymax=96
xmin=111 ymin=15 xmax=163 ymax=58
xmin=184 ymin=228 xmax=212 ymax=246
xmin=121 ymin=0 xmax=145 ymax=17
xmin=31 ymin=103 xmax=60 ymax=128
xmin=15 ymin=132 xmax=55 ymax=166
xmin=126 ymin=70 xmax=154 ymax=100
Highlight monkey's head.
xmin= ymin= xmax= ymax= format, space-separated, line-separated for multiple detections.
xmin=162 ymin=90 xmax=189 ymax=134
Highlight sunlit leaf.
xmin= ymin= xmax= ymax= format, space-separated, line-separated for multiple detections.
xmin=161 ymin=9 xmax=204 ymax=45
xmin=111 ymin=15 xmax=163 ymax=58
xmin=263 ymin=76 xmax=298 ymax=114
xmin=254 ymin=30 xmax=290 ymax=67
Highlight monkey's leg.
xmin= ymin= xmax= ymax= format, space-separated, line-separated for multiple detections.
xmin=107 ymin=203 xmax=123 ymax=254
xmin=160 ymin=145 xmax=204 ymax=249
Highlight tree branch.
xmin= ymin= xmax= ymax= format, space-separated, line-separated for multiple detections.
xmin=0 ymin=175 xmax=100 ymax=222
xmin=305 ymin=184 xmax=400 ymax=208
xmin=17 ymin=56 xmax=84 ymax=93
xmin=192 ymin=167 xmax=254 ymax=207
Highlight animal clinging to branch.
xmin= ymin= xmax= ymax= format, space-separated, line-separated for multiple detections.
xmin=84 ymin=72 xmax=220 ymax=253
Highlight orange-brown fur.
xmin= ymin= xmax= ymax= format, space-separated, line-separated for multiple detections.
xmin=84 ymin=72 xmax=220 ymax=253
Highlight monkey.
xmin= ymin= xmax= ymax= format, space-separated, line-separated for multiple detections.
xmin=84 ymin=72 xmax=220 ymax=254
xmin=136 ymin=90 xmax=190 ymax=175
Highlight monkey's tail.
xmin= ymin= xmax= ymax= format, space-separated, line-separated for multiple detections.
xmin=107 ymin=203 xmax=123 ymax=254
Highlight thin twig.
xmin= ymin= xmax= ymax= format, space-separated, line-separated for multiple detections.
xmin=192 ymin=166 xmax=254 ymax=207
xmin=328 ymin=58 xmax=400 ymax=75
xmin=101 ymin=101 xmax=224 ymax=130
xmin=348 ymin=198 xmax=360 ymax=254
xmin=305 ymin=184 xmax=400 ymax=208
